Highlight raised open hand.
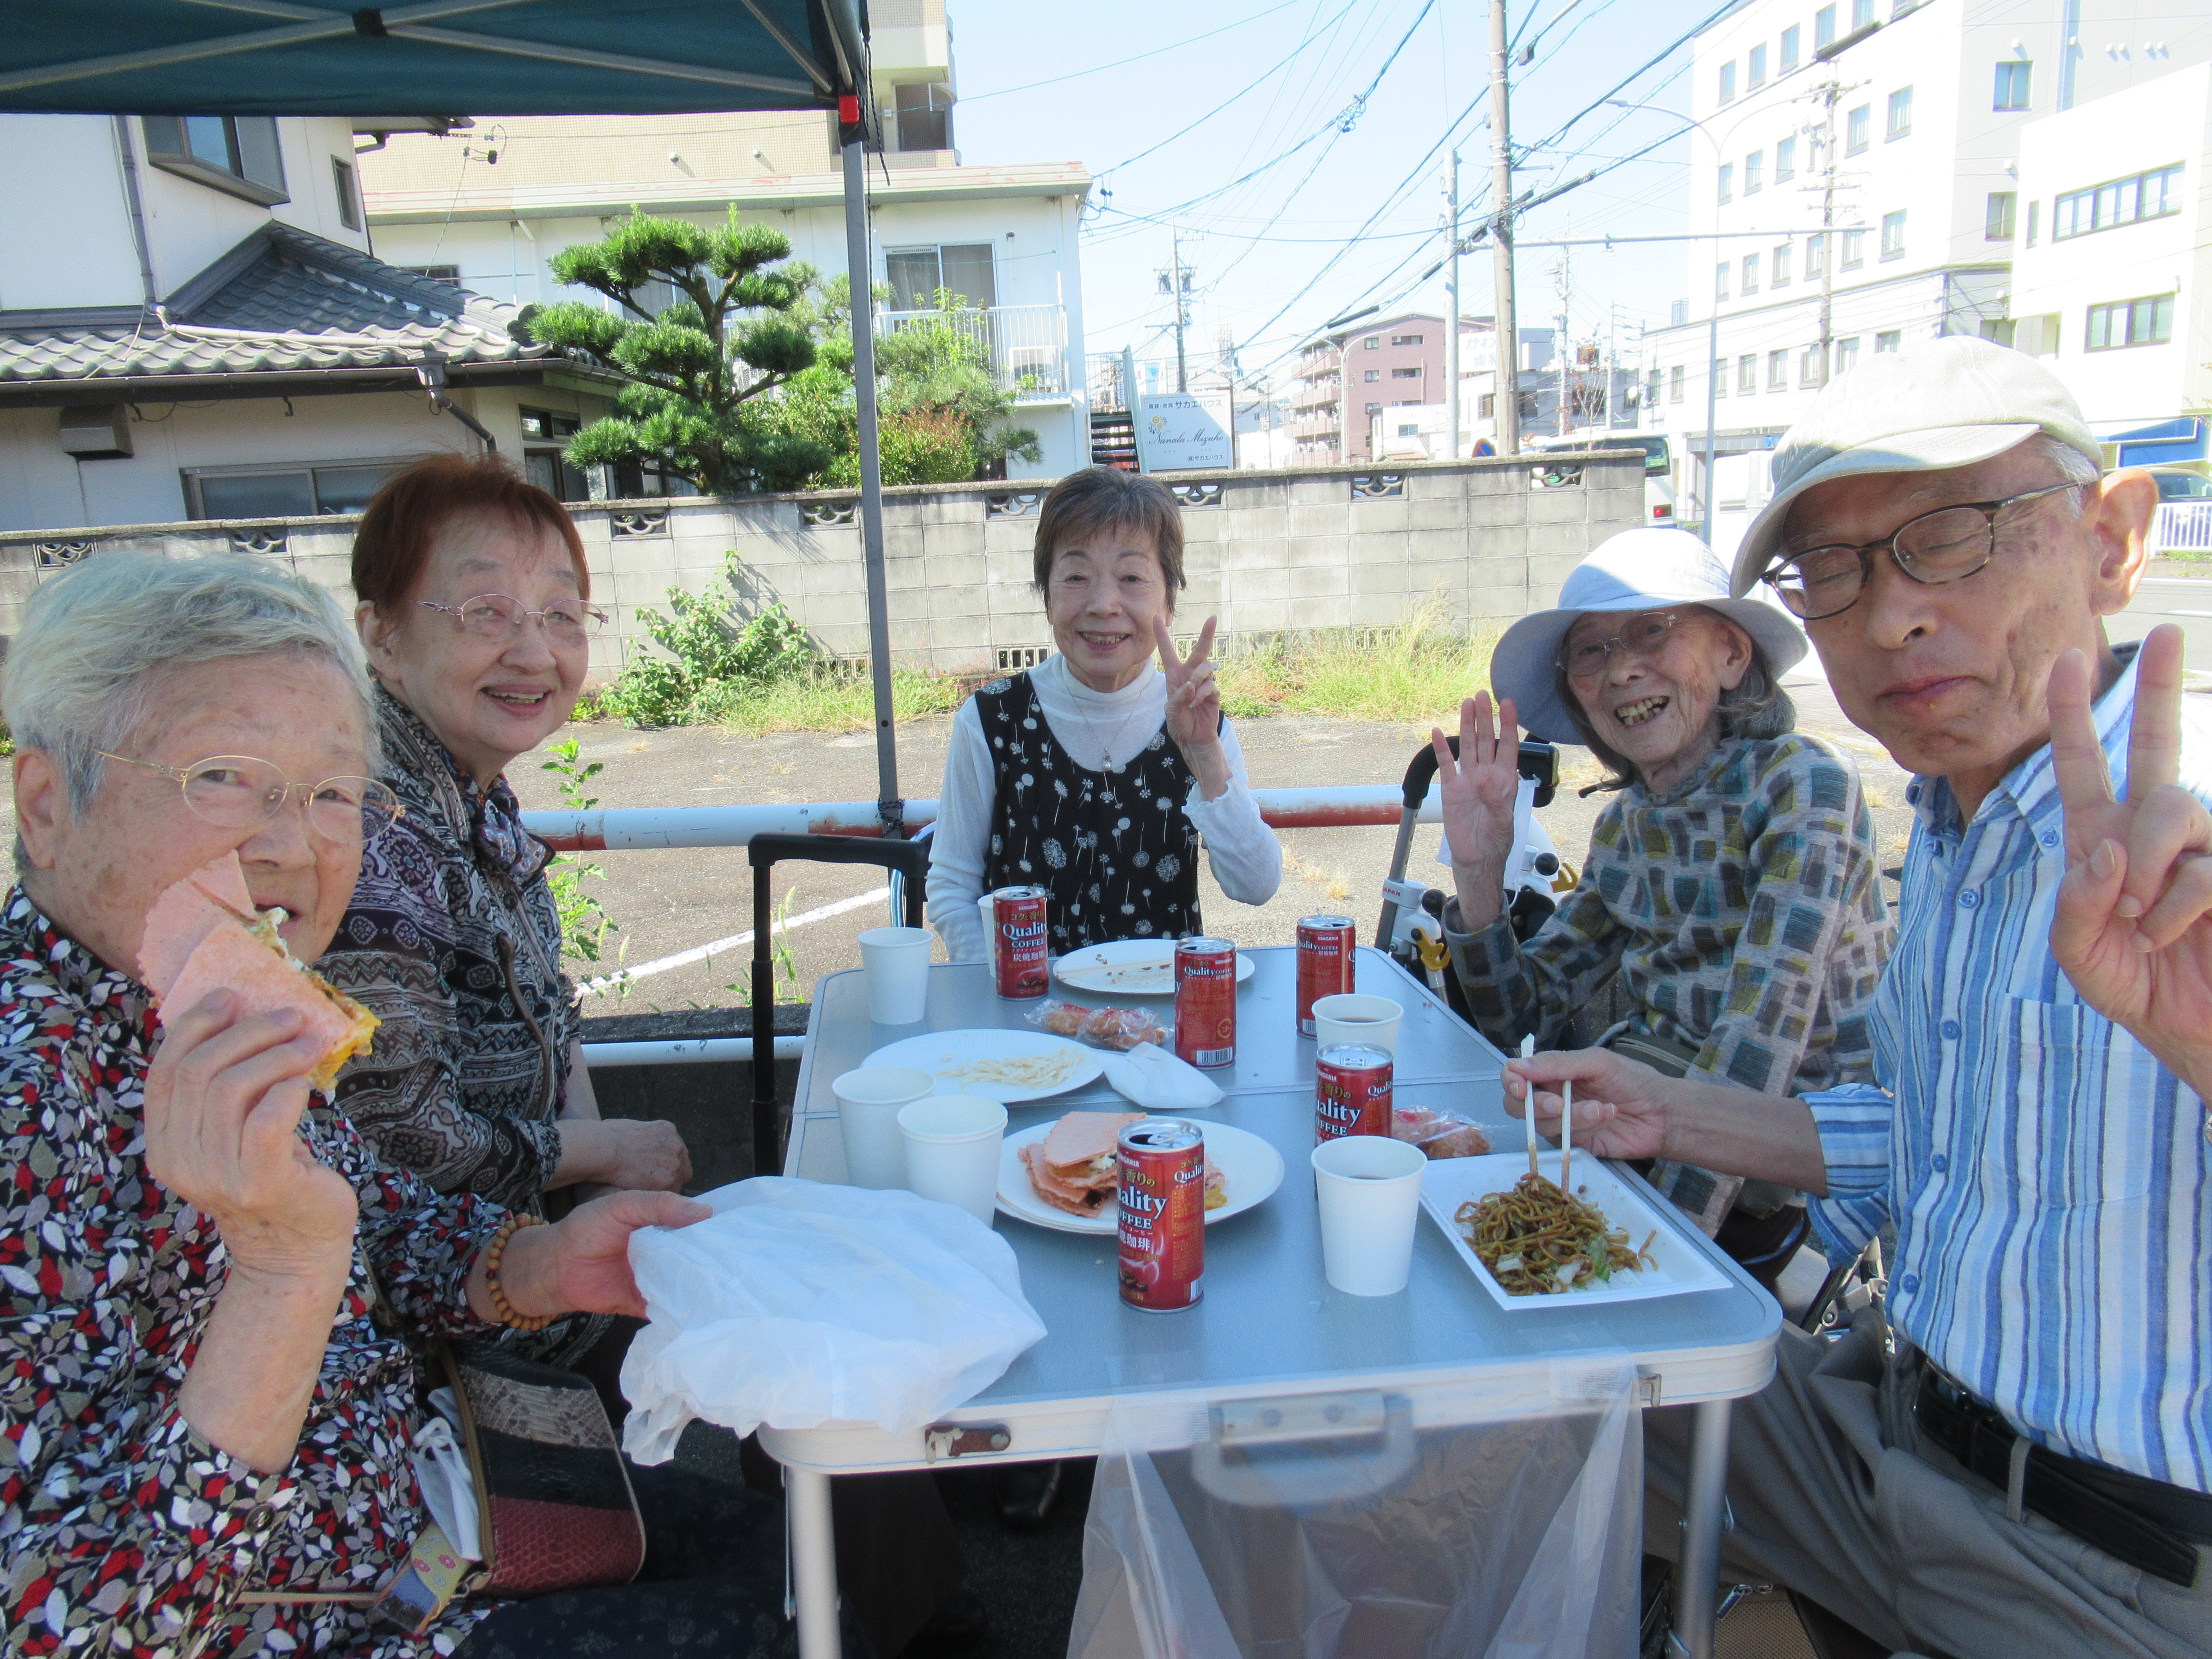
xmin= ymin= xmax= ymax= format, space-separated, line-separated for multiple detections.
xmin=1431 ymin=693 xmax=1522 ymax=928
xmin=2048 ymin=623 xmax=2212 ymax=1084
xmin=1154 ymin=614 xmax=1231 ymax=797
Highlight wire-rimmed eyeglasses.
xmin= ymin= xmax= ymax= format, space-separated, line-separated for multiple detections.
xmin=1761 ymin=481 xmax=2084 ymax=622
xmin=420 ymin=593 xmax=608 ymax=643
xmin=98 ymin=752 xmax=404 ymax=847
xmin=1557 ymin=609 xmax=1694 ymax=681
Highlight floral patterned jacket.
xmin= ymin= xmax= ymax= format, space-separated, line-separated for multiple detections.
xmin=0 ymin=889 xmax=506 ymax=1657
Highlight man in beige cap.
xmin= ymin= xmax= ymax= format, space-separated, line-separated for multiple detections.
xmin=1510 ymin=337 xmax=2211 ymax=1656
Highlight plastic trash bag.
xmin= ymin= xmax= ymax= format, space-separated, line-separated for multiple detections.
xmin=1070 ymin=1362 xmax=1642 ymax=1659
xmin=618 ymin=1176 xmax=1048 ymax=1465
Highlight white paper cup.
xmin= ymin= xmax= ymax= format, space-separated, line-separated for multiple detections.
xmin=1310 ymin=1134 xmax=1428 ymax=1296
xmin=858 ymin=925 xmax=934 ymax=1025
xmin=976 ymin=894 xmax=997 ymax=958
xmin=832 ymin=1065 xmax=934 ymax=1188
xmin=1313 ymin=993 xmax=1403 ymax=1056
xmin=898 ymin=1095 xmax=1009 ymax=1223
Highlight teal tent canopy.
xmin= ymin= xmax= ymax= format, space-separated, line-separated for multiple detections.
xmin=0 ymin=0 xmax=912 ymax=828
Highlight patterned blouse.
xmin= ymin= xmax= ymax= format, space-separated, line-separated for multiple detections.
xmin=1445 ymin=732 xmax=1893 ymax=1095
xmin=324 ymin=689 xmax=579 ymax=1212
xmin=0 ymin=888 xmax=505 ymax=1657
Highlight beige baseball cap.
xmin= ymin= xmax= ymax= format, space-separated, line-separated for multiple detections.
xmin=1729 ymin=336 xmax=2101 ymax=597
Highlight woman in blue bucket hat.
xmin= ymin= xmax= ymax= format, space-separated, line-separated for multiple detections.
xmin=1432 ymin=527 xmax=1895 ymax=1287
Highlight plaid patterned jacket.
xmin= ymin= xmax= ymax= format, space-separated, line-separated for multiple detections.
xmin=1445 ymin=732 xmax=1893 ymax=1098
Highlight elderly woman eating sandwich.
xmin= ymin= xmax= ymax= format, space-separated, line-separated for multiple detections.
xmin=0 ymin=550 xmax=843 ymax=1659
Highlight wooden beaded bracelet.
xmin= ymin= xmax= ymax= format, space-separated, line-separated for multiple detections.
xmin=483 ymin=1212 xmax=553 ymax=1331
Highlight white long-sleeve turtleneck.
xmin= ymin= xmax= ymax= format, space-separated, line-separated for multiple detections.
xmin=926 ymin=653 xmax=1283 ymax=961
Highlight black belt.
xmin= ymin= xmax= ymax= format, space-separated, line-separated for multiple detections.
xmin=1914 ymin=1366 xmax=2210 ymax=1587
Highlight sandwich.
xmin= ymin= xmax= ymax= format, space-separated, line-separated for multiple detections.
xmin=1020 ymin=1110 xmax=1228 ymax=1215
xmin=139 ymin=851 xmax=380 ymax=1092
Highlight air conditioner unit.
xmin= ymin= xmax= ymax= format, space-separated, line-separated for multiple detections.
xmin=58 ymin=405 xmax=132 ymax=460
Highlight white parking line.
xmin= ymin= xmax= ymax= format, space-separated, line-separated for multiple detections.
xmin=584 ymin=885 xmax=892 ymax=993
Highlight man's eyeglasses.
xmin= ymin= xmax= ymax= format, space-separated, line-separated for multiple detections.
xmin=420 ymin=593 xmax=608 ymax=644
xmin=1558 ymin=609 xmax=1691 ymax=681
xmin=98 ymin=752 xmax=404 ymax=847
xmin=1762 ymin=480 xmax=2083 ymax=622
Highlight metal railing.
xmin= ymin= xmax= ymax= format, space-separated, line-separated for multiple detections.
xmin=2154 ymin=501 xmax=2212 ymax=555
xmin=877 ymin=302 xmax=1068 ymax=400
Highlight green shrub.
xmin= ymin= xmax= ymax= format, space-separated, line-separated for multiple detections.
xmin=591 ymin=553 xmax=818 ymax=726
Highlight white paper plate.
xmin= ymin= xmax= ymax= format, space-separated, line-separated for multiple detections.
xmin=1051 ymin=939 xmax=1257 ymax=998
xmin=1419 ymin=1151 xmax=1732 ymax=1308
xmin=995 ymin=1118 xmax=1285 ymax=1235
xmin=861 ymin=1028 xmax=1103 ymax=1104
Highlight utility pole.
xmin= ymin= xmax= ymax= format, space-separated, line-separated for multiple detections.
xmin=1171 ymin=228 xmax=1189 ymax=393
xmin=1812 ymin=79 xmax=1842 ymax=386
xmin=1605 ymin=303 xmax=1617 ymax=431
xmin=1445 ymin=151 xmax=1461 ymax=461
xmin=1554 ymin=247 xmax=1573 ymax=437
xmin=1486 ymin=0 xmax=1519 ymax=456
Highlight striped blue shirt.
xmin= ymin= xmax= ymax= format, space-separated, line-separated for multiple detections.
xmin=1805 ymin=645 xmax=2212 ymax=1490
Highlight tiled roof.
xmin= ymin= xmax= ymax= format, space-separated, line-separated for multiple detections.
xmin=0 ymin=223 xmax=573 ymax=388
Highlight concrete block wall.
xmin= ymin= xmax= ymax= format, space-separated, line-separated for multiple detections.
xmin=0 ymin=453 xmax=1642 ymax=678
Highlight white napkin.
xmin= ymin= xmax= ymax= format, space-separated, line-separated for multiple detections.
xmin=1099 ymin=1042 xmax=1225 ymax=1110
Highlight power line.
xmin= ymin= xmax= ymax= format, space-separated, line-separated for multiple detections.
xmin=960 ymin=0 xmax=1309 ymax=103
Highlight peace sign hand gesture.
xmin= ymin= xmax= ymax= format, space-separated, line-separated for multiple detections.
xmin=2048 ymin=623 xmax=2212 ymax=1093
xmin=1432 ymin=692 xmax=1523 ymax=931
xmin=1154 ymin=615 xmax=1232 ymax=800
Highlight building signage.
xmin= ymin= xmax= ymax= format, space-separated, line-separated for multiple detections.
xmin=1135 ymin=392 xmax=1232 ymax=472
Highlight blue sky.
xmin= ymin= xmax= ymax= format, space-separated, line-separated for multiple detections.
xmin=949 ymin=0 xmax=1728 ymax=394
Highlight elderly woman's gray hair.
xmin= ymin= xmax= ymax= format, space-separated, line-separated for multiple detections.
xmin=3 ymin=551 xmax=373 ymax=815
xmin=1557 ymin=614 xmax=1796 ymax=793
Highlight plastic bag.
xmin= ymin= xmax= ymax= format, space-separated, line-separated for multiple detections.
xmin=1069 ymin=1362 xmax=1642 ymax=1659
xmin=1030 ymin=999 xmax=1170 ymax=1052
xmin=1392 ymin=1103 xmax=1494 ymax=1159
xmin=618 ymin=1177 xmax=1048 ymax=1465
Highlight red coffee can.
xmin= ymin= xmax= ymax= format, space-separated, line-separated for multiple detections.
xmin=990 ymin=885 xmax=1050 ymax=1000
xmin=1295 ymin=914 xmax=1357 ymax=1037
xmin=1315 ymin=1042 xmax=1394 ymax=1142
xmin=1173 ymin=937 xmax=1237 ymax=1068
xmin=1117 ymin=1118 xmax=1206 ymax=1312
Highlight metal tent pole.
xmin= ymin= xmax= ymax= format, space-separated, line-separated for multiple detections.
xmin=842 ymin=130 xmax=901 ymax=830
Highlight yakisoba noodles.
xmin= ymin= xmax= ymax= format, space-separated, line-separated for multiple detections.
xmin=1455 ymin=1173 xmax=1658 ymax=1296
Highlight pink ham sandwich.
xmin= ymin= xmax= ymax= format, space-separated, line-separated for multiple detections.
xmin=1020 ymin=1110 xmax=1228 ymax=1216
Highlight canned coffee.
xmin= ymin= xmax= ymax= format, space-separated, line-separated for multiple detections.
xmin=1172 ymin=937 xmax=1237 ymax=1068
xmin=1117 ymin=1118 xmax=1205 ymax=1312
xmin=989 ymin=885 xmax=1050 ymax=1000
xmin=1315 ymin=1042 xmax=1394 ymax=1142
xmin=1295 ymin=914 xmax=1357 ymax=1036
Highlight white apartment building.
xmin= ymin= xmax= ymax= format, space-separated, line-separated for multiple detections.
xmin=1641 ymin=0 xmax=2212 ymax=523
xmin=359 ymin=0 xmax=1094 ymax=481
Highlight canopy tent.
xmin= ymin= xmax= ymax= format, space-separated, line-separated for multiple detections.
xmin=0 ymin=0 xmax=909 ymax=824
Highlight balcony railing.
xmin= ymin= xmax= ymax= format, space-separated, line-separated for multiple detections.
xmin=877 ymin=303 xmax=1069 ymax=401
xmin=2155 ymin=501 xmax=2212 ymax=554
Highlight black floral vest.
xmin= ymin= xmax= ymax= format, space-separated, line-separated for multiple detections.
xmin=975 ymin=672 xmax=1205 ymax=952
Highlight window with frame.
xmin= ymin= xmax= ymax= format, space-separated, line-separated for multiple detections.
xmin=1720 ymin=61 xmax=1738 ymax=103
xmin=1781 ymin=23 xmax=1802 ymax=69
xmin=1737 ymin=355 xmax=1758 ymax=394
xmin=1775 ymin=136 xmax=1796 ymax=180
xmin=1768 ymin=349 xmax=1789 ymax=390
xmin=520 ymin=409 xmax=590 ymax=502
xmin=1880 ymin=210 xmax=1906 ymax=259
xmin=1742 ymin=252 xmax=1761 ymax=293
xmin=1365 ymin=402 xmax=1382 ymax=415
xmin=1364 ymin=336 xmax=1381 ymax=349
xmin=1717 ymin=163 xmax=1734 ymax=203
xmin=1985 ymin=191 xmax=2017 ymax=240
xmin=1851 ymin=0 xmax=1875 ymax=26
xmin=1836 ymin=336 xmax=1861 ymax=373
xmin=1479 ymin=393 xmax=1497 ymax=418
xmin=1671 ymin=298 xmax=1689 ymax=326
xmin=1389 ymin=333 xmax=1424 ymax=345
xmin=1396 ymin=423 xmax=1421 ymax=437
xmin=331 ymin=157 xmax=361 ymax=232
xmin=1749 ymin=44 xmax=1768 ymax=88
xmin=1841 ymin=227 xmax=1866 ymax=268
xmin=1647 ymin=367 xmax=1661 ymax=405
xmin=1715 ymin=262 xmax=1731 ymax=300
xmin=182 ymin=458 xmax=396 ymax=520
xmin=141 ymin=115 xmax=288 ymax=204
xmin=892 ymin=81 xmax=955 ymax=151
xmin=2025 ymin=199 xmax=2039 ymax=246
xmin=1745 ymin=149 xmax=1764 ymax=194
xmin=1364 ymin=369 xmax=1380 ymax=381
xmin=1805 ymin=233 xmax=1826 ymax=278
xmin=1886 ymin=86 xmax=1913 ymax=139
xmin=1994 ymin=59 xmax=2031 ymax=110
xmin=1800 ymin=345 xmax=1825 ymax=386
xmin=2052 ymin=163 xmax=2185 ymax=240
xmin=1874 ymin=329 xmax=1901 ymax=353
xmin=1845 ymin=105 xmax=1870 ymax=154
xmin=1390 ymin=366 xmax=1423 ymax=378
xmin=1772 ymin=242 xmax=1793 ymax=286
xmin=884 ymin=243 xmax=996 ymax=311
xmin=1815 ymin=4 xmax=1837 ymax=48
xmin=2085 ymin=293 xmax=2175 ymax=351
xmin=1668 ymin=364 xmax=1685 ymax=402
